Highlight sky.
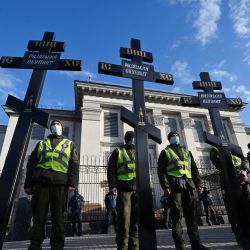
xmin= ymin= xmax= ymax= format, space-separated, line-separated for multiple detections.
xmin=0 ymin=0 xmax=250 ymax=127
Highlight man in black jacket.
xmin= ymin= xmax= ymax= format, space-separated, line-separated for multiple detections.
xmin=68 ymin=189 xmax=84 ymax=236
xmin=199 ymin=187 xmax=219 ymax=226
xmin=158 ymin=131 xmax=210 ymax=250
xmin=24 ymin=119 xmax=79 ymax=250
xmin=107 ymin=131 xmax=138 ymax=250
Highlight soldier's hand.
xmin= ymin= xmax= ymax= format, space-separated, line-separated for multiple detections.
xmin=196 ymin=186 xmax=203 ymax=193
xmin=164 ymin=188 xmax=171 ymax=197
xmin=239 ymin=170 xmax=249 ymax=183
xmin=24 ymin=187 xmax=32 ymax=195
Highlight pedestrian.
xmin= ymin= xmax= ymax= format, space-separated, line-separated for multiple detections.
xmin=107 ymin=130 xmax=138 ymax=250
xmin=160 ymin=195 xmax=172 ymax=229
xmin=24 ymin=119 xmax=79 ymax=250
xmin=69 ymin=189 xmax=84 ymax=236
xmin=199 ymin=187 xmax=219 ymax=226
xmin=158 ymin=131 xmax=210 ymax=250
xmin=104 ymin=190 xmax=117 ymax=233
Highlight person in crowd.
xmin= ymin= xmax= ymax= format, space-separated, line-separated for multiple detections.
xmin=199 ymin=187 xmax=219 ymax=226
xmin=160 ymin=194 xmax=172 ymax=229
xmin=69 ymin=189 xmax=84 ymax=236
xmin=158 ymin=131 xmax=210 ymax=250
xmin=104 ymin=190 xmax=117 ymax=233
xmin=24 ymin=119 xmax=79 ymax=250
xmin=107 ymin=131 xmax=138 ymax=250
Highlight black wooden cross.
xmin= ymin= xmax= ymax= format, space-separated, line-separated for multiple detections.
xmin=182 ymin=72 xmax=243 ymax=156
xmin=181 ymin=72 xmax=250 ymax=248
xmin=0 ymin=32 xmax=81 ymax=248
xmin=98 ymin=38 xmax=174 ymax=250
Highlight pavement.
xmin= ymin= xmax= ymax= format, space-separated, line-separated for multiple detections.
xmin=3 ymin=224 xmax=241 ymax=250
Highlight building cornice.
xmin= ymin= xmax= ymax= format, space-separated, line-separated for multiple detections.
xmin=74 ymin=80 xmax=246 ymax=112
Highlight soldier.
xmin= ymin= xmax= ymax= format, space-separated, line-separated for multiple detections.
xmin=24 ymin=119 xmax=79 ymax=250
xmin=69 ymin=189 xmax=84 ymax=236
xmin=107 ymin=131 xmax=138 ymax=250
xmin=158 ymin=131 xmax=210 ymax=250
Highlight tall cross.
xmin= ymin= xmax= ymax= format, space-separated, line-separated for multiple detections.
xmin=181 ymin=72 xmax=250 ymax=248
xmin=99 ymin=38 xmax=174 ymax=250
xmin=0 ymin=32 xmax=81 ymax=248
xmin=182 ymin=72 xmax=243 ymax=156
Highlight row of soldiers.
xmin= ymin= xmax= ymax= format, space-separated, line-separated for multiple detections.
xmin=23 ymin=119 xmax=250 ymax=250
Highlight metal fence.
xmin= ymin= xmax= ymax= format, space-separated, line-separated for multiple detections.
xmin=78 ymin=155 xmax=226 ymax=222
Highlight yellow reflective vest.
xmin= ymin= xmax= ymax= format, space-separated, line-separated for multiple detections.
xmin=164 ymin=147 xmax=192 ymax=178
xmin=37 ymin=138 xmax=72 ymax=173
xmin=232 ymin=155 xmax=242 ymax=168
xmin=117 ymin=147 xmax=136 ymax=181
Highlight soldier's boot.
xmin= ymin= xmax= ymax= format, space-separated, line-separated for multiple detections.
xmin=175 ymin=243 xmax=186 ymax=250
xmin=191 ymin=243 xmax=211 ymax=250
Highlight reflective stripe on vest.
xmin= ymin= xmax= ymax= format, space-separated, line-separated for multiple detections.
xmin=117 ymin=147 xmax=136 ymax=181
xmin=37 ymin=138 xmax=72 ymax=173
xmin=164 ymin=147 xmax=192 ymax=178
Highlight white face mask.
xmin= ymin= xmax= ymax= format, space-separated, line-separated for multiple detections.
xmin=170 ymin=135 xmax=180 ymax=145
xmin=51 ymin=124 xmax=62 ymax=136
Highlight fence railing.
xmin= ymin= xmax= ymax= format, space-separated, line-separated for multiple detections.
xmin=77 ymin=156 xmax=226 ymax=222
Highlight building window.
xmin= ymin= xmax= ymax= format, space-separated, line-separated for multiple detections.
xmin=63 ymin=126 xmax=69 ymax=137
xmin=222 ymin=120 xmax=232 ymax=143
xmin=31 ymin=125 xmax=45 ymax=140
xmin=192 ymin=119 xmax=205 ymax=142
xmin=164 ymin=117 xmax=178 ymax=136
xmin=104 ymin=112 xmax=119 ymax=137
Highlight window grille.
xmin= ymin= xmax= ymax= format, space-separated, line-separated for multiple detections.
xmin=104 ymin=112 xmax=118 ymax=137
xmin=31 ymin=125 xmax=45 ymax=140
xmin=192 ymin=120 xmax=205 ymax=142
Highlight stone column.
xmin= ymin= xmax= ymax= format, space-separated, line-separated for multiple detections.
xmin=80 ymin=100 xmax=102 ymax=164
xmin=180 ymin=112 xmax=199 ymax=157
xmin=0 ymin=115 xmax=18 ymax=174
xmin=152 ymin=109 xmax=165 ymax=155
xmin=228 ymin=115 xmax=249 ymax=155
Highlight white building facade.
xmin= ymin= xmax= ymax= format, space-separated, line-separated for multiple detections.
xmin=0 ymin=80 xmax=249 ymax=208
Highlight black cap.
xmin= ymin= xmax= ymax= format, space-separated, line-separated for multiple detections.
xmin=167 ymin=131 xmax=179 ymax=141
xmin=124 ymin=131 xmax=134 ymax=143
xmin=50 ymin=119 xmax=64 ymax=131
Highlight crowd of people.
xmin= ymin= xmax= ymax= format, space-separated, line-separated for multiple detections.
xmin=23 ymin=119 xmax=250 ymax=250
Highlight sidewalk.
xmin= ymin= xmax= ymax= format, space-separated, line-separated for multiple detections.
xmin=3 ymin=225 xmax=240 ymax=250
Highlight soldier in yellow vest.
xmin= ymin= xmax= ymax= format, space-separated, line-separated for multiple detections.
xmin=158 ymin=131 xmax=210 ymax=250
xmin=24 ymin=119 xmax=79 ymax=250
xmin=107 ymin=131 xmax=138 ymax=250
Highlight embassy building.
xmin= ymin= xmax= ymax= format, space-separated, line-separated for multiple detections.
xmin=0 ymin=80 xmax=249 ymax=210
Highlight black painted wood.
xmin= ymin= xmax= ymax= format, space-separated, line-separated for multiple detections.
xmin=98 ymin=38 xmax=174 ymax=250
xmin=181 ymin=71 xmax=250 ymax=249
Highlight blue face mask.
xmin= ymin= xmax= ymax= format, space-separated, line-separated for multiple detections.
xmin=170 ymin=135 xmax=180 ymax=145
